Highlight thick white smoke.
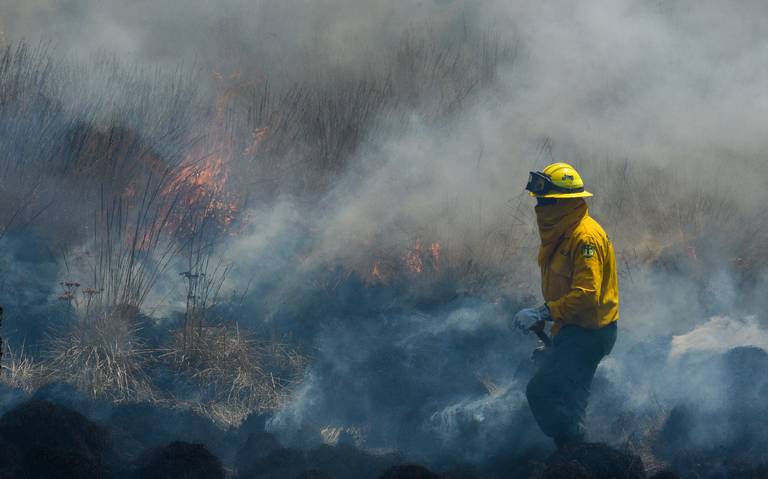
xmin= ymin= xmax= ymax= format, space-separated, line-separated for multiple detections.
xmin=670 ymin=316 xmax=768 ymax=360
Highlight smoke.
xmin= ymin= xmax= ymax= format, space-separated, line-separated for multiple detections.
xmin=7 ymin=0 xmax=768 ymax=184
xmin=483 ymin=1 xmax=768 ymax=168
xmin=670 ymin=316 xmax=768 ymax=359
xmin=1 ymin=0 xmax=475 ymax=90
xmin=2 ymin=0 xmax=768 ymax=474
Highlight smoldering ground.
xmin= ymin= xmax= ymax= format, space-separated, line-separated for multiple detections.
xmin=1 ymin=0 xmax=768 ymax=477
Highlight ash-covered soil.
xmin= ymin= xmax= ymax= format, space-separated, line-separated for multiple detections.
xmin=1 ymin=346 xmax=767 ymax=479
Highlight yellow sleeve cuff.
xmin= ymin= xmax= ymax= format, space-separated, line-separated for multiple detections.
xmin=545 ymin=300 xmax=563 ymax=322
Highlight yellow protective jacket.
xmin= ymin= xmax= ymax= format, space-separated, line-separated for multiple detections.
xmin=536 ymin=199 xmax=619 ymax=335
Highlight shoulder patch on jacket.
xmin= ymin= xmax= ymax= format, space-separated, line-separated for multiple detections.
xmin=581 ymin=244 xmax=596 ymax=259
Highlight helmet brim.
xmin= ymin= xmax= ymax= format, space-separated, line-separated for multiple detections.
xmin=529 ymin=190 xmax=593 ymax=199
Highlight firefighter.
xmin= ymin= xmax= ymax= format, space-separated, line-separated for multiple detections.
xmin=513 ymin=162 xmax=619 ymax=449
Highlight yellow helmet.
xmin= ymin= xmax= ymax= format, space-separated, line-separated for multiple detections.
xmin=525 ymin=162 xmax=593 ymax=198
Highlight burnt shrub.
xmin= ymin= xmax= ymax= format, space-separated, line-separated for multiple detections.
xmin=20 ymin=447 xmax=107 ymax=479
xmin=722 ymin=346 xmax=768 ymax=442
xmin=654 ymin=404 xmax=697 ymax=456
xmin=238 ymin=447 xmax=308 ymax=479
xmin=132 ymin=441 xmax=224 ymax=479
xmin=378 ymin=464 xmax=440 ymax=479
xmin=107 ymin=403 xmax=227 ymax=461
xmin=648 ymin=472 xmax=681 ymax=479
xmin=305 ymin=444 xmax=402 ymax=479
xmin=438 ymin=464 xmax=485 ymax=479
xmin=239 ymin=443 xmax=403 ymax=479
xmin=296 ymin=470 xmax=336 ymax=479
xmin=0 ymin=435 xmax=21 ymax=478
xmin=0 ymin=399 xmax=109 ymax=461
xmin=722 ymin=346 xmax=768 ymax=402
xmin=654 ymin=347 xmax=768 ymax=477
xmin=535 ymin=442 xmax=645 ymax=479
xmin=0 ymin=399 xmax=111 ymax=478
xmin=234 ymin=431 xmax=282 ymax=472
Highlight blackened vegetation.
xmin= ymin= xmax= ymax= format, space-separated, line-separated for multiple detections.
xmin=532 ymin=443 xmax=645 ymax=479
xmin=237 ymin=444 xmax=404 ymax=479
xmin=233 ymin=431 xmax=283 ymax=472
xmin=379 ymin=465 xmax=441 ymax=479
xmin=107 ymin=403 xmax=229 ymax=462
xmin=0 ymin=397 xmax=662 ymax=479
xmin=132 ymin=442 xmax=225 ymax=479
xmin=653 ymin=346 xmax=768 ymax=479
xmin=4 ymin=349 xmax=768 ymax=478
xmin=296 ymin=471 xmax=337 ymax=479
xmin=0 ymin=399 xmax=403 ymax=478
xmin=0 ymin=400 xmax=110 ymax=478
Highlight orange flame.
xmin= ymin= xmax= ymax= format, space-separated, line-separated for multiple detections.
xmin=406 ymin=240 xmax=424 ymax=273
xmin=159 ymin=70 xmax=250 ymax=233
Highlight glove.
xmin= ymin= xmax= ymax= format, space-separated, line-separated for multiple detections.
xmin=512 ymin=304 xmax=551 ymax=332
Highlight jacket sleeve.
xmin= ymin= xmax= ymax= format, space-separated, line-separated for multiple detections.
xmin=546 ymin=235 xmax=603 ymax=326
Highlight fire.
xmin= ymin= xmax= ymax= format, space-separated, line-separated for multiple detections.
xmin=168 ymin=153 xmax=230 ymax=210
xmin=367 ymin=241 xmax=442 ymax=284
xmin=160 ymin=70 xmax=270 ymax=233
xmin=405 ymin=240 xmax=442 ymax=274
xmin=405 ymin=240 xmax=424 ymax=273
xmin=191 ymin=156 xmax=225 ymax=189
xmin=107 ymin=69 xmax=272 ymax=241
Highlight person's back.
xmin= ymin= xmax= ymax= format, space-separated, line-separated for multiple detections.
xmin=541 ymin=211 xmax=618 ymax=335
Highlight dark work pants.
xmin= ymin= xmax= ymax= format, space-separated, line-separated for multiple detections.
xmin=525 ymin=322 xmax=617 ymax=443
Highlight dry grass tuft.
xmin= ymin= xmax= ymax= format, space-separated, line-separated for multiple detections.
xmin=45 ymin=310 xmax=155 ymax=402
xmin=0 ymin=344 xmax=46 ymax=392
xmin=163 ymin=325 xmax=307 ymax=426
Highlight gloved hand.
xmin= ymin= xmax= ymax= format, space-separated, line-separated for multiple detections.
xmin=511 ymin=304 xmax=551 ymax=332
